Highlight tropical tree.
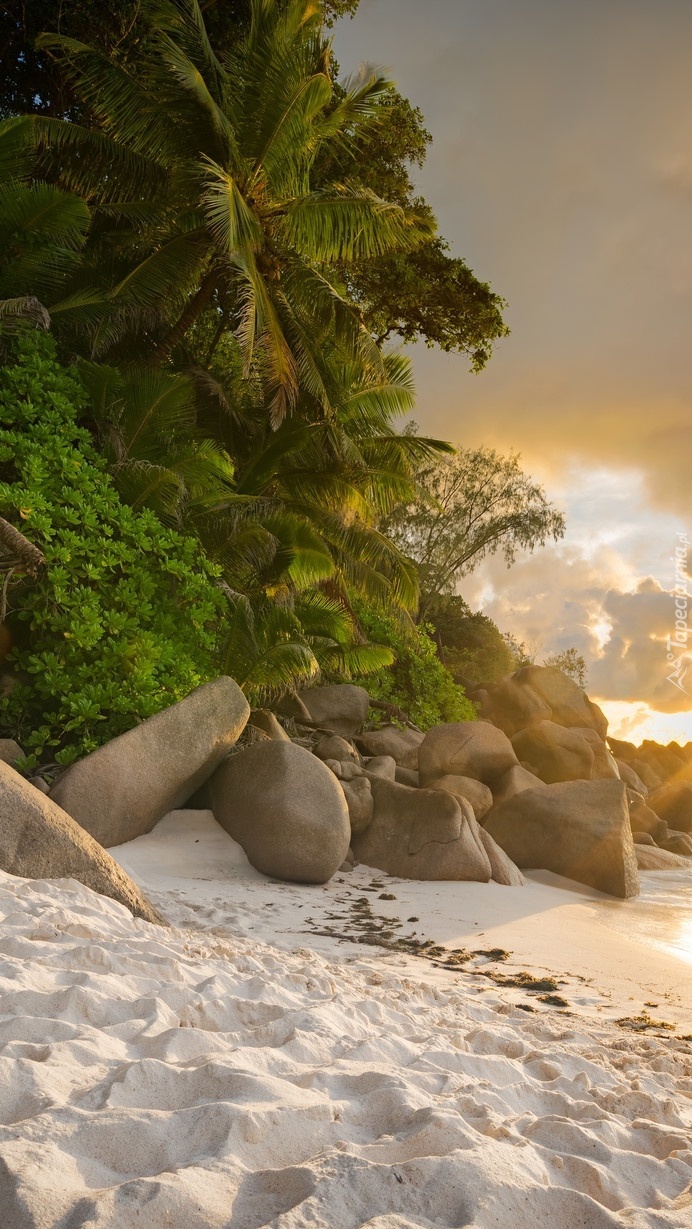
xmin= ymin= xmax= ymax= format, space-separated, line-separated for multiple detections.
xmin=381 ymin=444 xmax=566 ymax=620
xmin=544 ymin=647 xmax=587 ymax=688
xmin=0 ymin=116 xmax=90 ymax=329
xmin=1 ymin=0 xmax=362 ymax=118
xmin=80 ymin=341 xmax=450 ymax=612
xmin=19 ymin=0 xmax=433 ymax=424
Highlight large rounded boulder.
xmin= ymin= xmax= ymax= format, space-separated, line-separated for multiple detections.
xmin=514 ymin=665 xmax=608 ymax=738
xmin=355 ymin=725 xmax=423 ymax=769
xmin=648 ymin=781 xmax=692 ymax=833
xmin=0 ymin=761 xmax=162 ymax=923
xmin=351 ymin=778 xmax=492 ymax=882
xmin=418 ymin=721 xmax=518 ymax=787
xmin=294 ymin=684 xmax=370 ymax=737
xmin=50 ymin=676 xmax=250 ymax=848
xmin=209 ymin=742 xmax=350 ymax=883
xmin=484 ymin=778 xmax=639 ymax=898
xmin=511 ymin=721 xmax=595 ymax=784
xmin=476 ymin=674 xmax=551 ymax=738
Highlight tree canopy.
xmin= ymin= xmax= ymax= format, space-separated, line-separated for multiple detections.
xmin=381 ymin=444 xmax=566 ymax=621
xmin=0 ymin=0 xmax=561 ymax=764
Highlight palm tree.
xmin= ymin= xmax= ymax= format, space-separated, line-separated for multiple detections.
xmin=0 ymin=116 xmax=90 ymax=329
xmin=22 ymin=0 xmax=433 ymax=423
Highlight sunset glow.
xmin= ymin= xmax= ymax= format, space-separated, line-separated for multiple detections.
xmin=599 ymin=699 xmax=692 ymax=747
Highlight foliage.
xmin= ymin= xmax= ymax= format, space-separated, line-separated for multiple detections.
xmin=221 ymin=588 xmax=392 ymax=706
xmin=380 ymin=444 xmax=566 ymax=620
xmin=0 ymin=116 xmax=91 ymax=329
xmin=347 ymin=237 xmax=510 ymax=370
xmin=77 ymin=359 xmax=237 ymax=526
xmin=193 ymin=346 xmax=451 ymax=612
xmin=424 ymin=594 xmax=522 ymax=686
xmin=321 ymin=86 xmax=508 ymax=366
xmin=347 ymin=598 xmax=476 ymax=731
xmin=19 ymin=0 xmax=433 ymax=423
xmin=0 ymin=330 xmax=226 ymax=767
xmin=0 ymin=0 xmax=523 ymax=744
xmin=543 ymin=647 xmax=587 ymax=688
xmin=1 ymin=0 xmax=362 ymax=118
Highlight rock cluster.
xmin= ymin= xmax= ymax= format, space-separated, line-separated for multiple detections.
xmin=3 ymin=663 xmax=691 ymax=908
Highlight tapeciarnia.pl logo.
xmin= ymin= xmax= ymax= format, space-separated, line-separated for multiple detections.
xmin=666 ymin=531 xmax=689 ymax=693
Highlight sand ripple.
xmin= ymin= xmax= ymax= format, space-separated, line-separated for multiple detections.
xmin=0 ymin=870 xmax=690 ymax=1228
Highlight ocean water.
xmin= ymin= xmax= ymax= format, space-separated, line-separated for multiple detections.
xmin=595 ymin=870 xmax=692 ymax=966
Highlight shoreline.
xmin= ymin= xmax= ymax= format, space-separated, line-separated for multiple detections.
xmin=0 ymin=810 xmax=690 ymax=1227
xmin=114 ymin=809 xmax=692 ymax=1038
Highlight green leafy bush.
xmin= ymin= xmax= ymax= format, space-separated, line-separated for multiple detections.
xmin=0 ymin=331 xmax=226 ymax=768
xmin=424 ymin=594 xmax=522 ymax=685
xmin=348 ymin=598 xmax=476 ymax=731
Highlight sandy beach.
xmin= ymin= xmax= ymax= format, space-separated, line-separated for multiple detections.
xmin=0 ymin=809 xmax=689 ymax=1228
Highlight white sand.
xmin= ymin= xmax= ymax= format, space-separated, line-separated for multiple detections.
xmin=0 ymin=809 xmax=690 ymax=1228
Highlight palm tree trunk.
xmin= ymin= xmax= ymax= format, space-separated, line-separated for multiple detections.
xmin=0 ymin=517 xmax=45 ymax=576
xmin=147 ymin=270 xmax=218 ymax=367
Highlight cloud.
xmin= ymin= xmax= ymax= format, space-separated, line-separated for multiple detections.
xmin=461 ymin=539 xmax=692 ymax=715
xmin=598 ymin=701 xmax=692 ymax=746
xmin=336 ymin=0 xmax=692 ymax=514
xmin=335 ymin=2 xmax=692 ymax=730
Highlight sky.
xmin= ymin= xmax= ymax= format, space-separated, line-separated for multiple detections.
xmin=334 ymin=0 xmax=692 ymax=744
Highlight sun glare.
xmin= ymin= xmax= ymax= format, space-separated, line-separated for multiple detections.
xmin=598 ymin=700 xmax=692 ymax=746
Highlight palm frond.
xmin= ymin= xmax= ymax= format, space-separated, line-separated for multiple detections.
xmin=36 ymin=33 xmax=174 ymax=162
xmin=200 ymin=156 xmax=264 ymax=253
xmin=109 ymin=231 xmax=211 ymax=311
xmin=151 ymin=0 xmax=227 ymax=106
xmin=0 ymin=297 xmax=51 ymax=331
xmin=0 ymin=115 xmax=34 ymax=181
xmin=280 ymin=184 xmax=435 ymax=262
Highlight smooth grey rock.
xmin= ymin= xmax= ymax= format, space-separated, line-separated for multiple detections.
xmin=394 ymin=766 xmax=419 ymax=788
xmin=351 ymin=778 xmax=492 ymax=882
xmin=477 ymin=675 xmax=551 ymax=738
xmin=659 ymin=829 xmax=692 ymax=856
xmin=616 ymin=758 xmax=648 ymax=795
xmin=355 ymin=725 xmax=423 ymax=770
xmin=626 ymin=758 xmax=663 ymax=791
xmin=511 ymin=721 xmax=595 ymax=784
xmin=295 ymin=684 xmax=370 ymax=737
xmin=491 ymin=763 xmax=545 ymax=806
xmin=340 ymin=775 xmax=374 ymax=836
xmin=329 ymin=759 xmax=364 ymax=782
xmin=418 ymin=721 xmax=517 ymax=787
xmin=477 ymin=826 xmax=525 ymax=886
xmin=576 ymin=727 xmax=620 ymax=779
xmin=648 ymin=781 xmax=692 ymax=833
xmin=427 ymin=774 xmax=493 ymax=821
xmin=636 ymin=845 xmax=690 ymax=870
xmin=608 ymin=736 xmax=638 ymax=760
xmin=275 ymin=691 xmax=312 ymax=722
xmin=0 ymin=740 xmax=24 ymax=767
xmin=314 ymin=735 xmax=360 ymax=764
xmin=209 ymin=741 xmax=350 ymax=884
xmin=484 ymin=778 xmax=639 ymax=898
xmin=363 ymin=755 xmax=397 ymax=780
xmin=628 ymin=795 xmax=668 ymax=841
xmin=515 ymin=665 xmax=608 ymax=738
xmin=636 ymin=741 xmax=687 ymax=782
xmin=0 ymin=761 xmax=162 ymax=923
xmin=50 ymin=677 xmax=250 ymax=848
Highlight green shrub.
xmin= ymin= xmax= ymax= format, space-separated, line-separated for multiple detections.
xmin=349 ymin=598 xmax=476 ymax=730
xmin=0 ymin=330 xmax=226 ymax=769
xmin=424 ymin=594 xmax=521 ymax=685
